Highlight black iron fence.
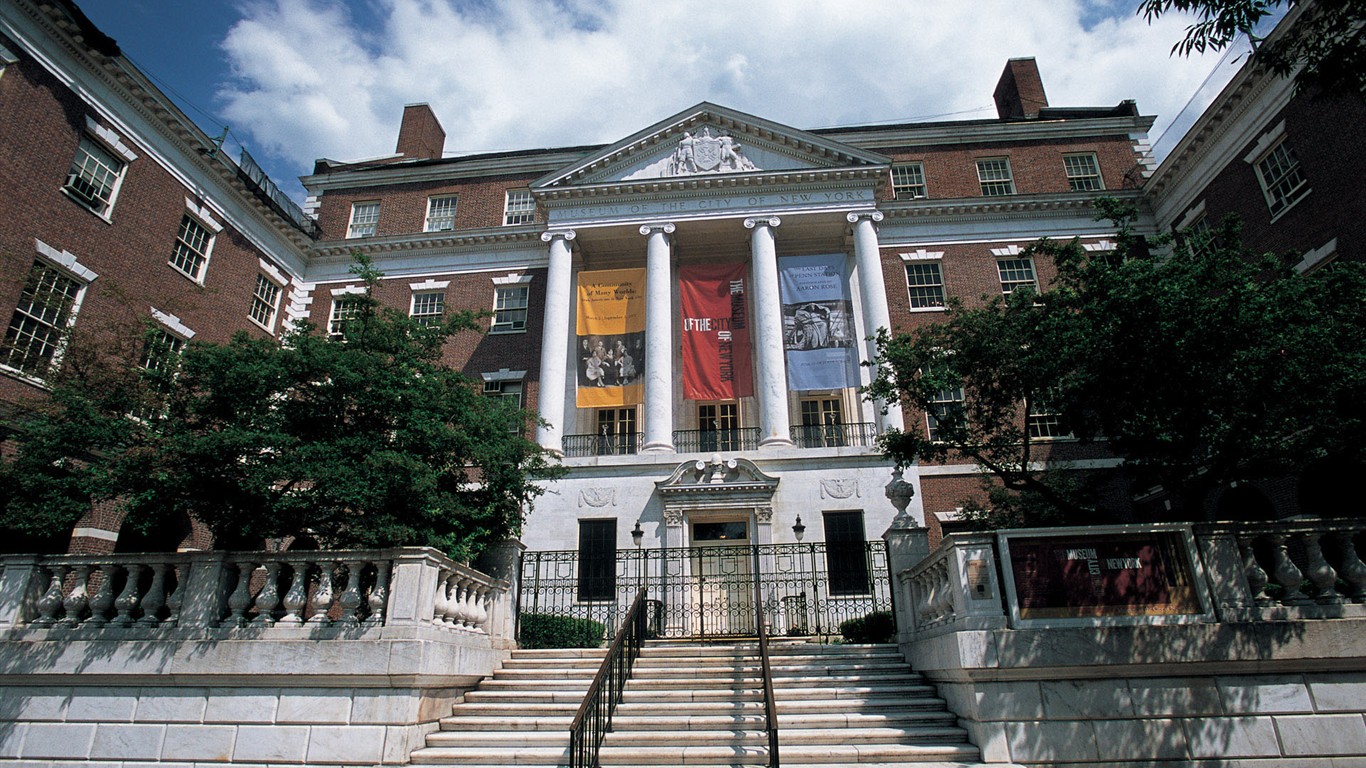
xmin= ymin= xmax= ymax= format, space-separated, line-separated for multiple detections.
xmin=672 ymin=428 xmax=760 ymax=453
xmin=564 ymin=432 xmax=643 ymax=457
xmin=517 ymin=541 xmax=892 ymax=640
xmin=789 ymin=421 xmax=879 ymax=449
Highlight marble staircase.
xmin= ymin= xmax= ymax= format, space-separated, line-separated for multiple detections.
xmin=410 ymin=640 xmax=988 ymax=768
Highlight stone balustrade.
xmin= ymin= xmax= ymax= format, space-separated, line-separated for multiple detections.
xmin=0 ymin=546 xmax=512 ymax=640
xmin=890 ymin=518 xmax=1366 ymax=640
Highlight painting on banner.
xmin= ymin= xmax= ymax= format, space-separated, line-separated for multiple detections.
xmin=778 ymin=253 xmax=858 ymax=391
xmin=679 ymin=263 xmax=754 ymax=401
xmin=576 ymin=268 xmax=646 ymax=407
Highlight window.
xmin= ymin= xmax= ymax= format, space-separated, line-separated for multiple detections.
xmin=65 ymin=136 xmax=126 ymax=217
xmin=503 ymin=189 xmax=534 ymax=226
xmin=410 ymin=291 xmax=445 ymax=326
xmin=905 ymin=261 xmax=945 ymax=309
xmin=425 ymin=195 xmax=458 ymax=232
xmin=890 ymin=162 xmax=926 ymax=199
xmin=824 ymin=511 xmax=870 ymax=596
xmin=596 ymin=408 xmax=638 ymax=455
xmin=138 ymin=328 xmax=185 ymax=400
xmin=996 ymin=257 xmax=1037 ymax=296
xmin=577 ymin=520 xmax=617 ymax=601
xmin=483 ymin=378 xmax=524 ymax=408
xmin=347 ymin=201 xmax=380 ymax=238
xmin=926 ymin=383 xmax=964 ymax=442
xmin=1 ymin=261 xmax=85 ymax=378
xmin=976 ymin=158 xmax=1015 ymax=196
xmin=1255 ymin=140 xmax=1308 ymax=216
xmin=797 ymin=397 xmax=844 ymax=448
xmin=250 ymin=274 xmax=283 ymax=331
xmin=1063 ymin=153 xmax=1103 ymax=191
xmin=169 ymin=214 xmax=214 ymax=282
xmin=492 ymin=286 xmax=529 ymax=333
xmin=0 ymin=41 xmax=18 ymax=80
xmin=328 ymin=296 xmax=361 ymax=337
xmin=698 ymin=402 xmax=740 ymax=451
xmin=1027 ymin=411 xmax=1069 ymax=439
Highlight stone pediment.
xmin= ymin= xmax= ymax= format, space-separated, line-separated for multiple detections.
xmin=533 ymin=103 xmax=889 ymax=190
xmin=656 ymin=457 xmax=779 ymax=516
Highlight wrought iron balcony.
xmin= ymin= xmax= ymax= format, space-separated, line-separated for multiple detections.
xmin=564 ymin=432 xmax=643 ymax=457
xmin=672 ymin=428 xmax=760 ymax=453
xmin=789 ymin=421 xmax=878 ymax=449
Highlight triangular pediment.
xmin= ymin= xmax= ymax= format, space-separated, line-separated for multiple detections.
xmin=534 ymin=103 xmax=889 ymax=190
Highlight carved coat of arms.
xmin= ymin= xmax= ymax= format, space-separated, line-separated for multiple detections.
xmin=668 ymin=127 xmax=757 ymax=176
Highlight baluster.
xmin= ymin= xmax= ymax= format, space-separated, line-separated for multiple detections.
xmin=57 ymin=565 xmax=91 ymax=628
xmin=452 ymin=576 xmax=474 ymax=628
xmin=306 ymin=561 xmax=335 ymax=626
xmin=278 ymin=561 xmax=309 ymax=625
xmin=365 ymin=561 xmax=389 ymax=626
xmin=469 ymin=583 xmax=490 ymax=632
xmin=937 ymin=561 xmax=955 ymax=618
xmin=30 ymin=565 xmax=67 ymax=627
xmin=86 ymin=564 xmax=119 ymax=627
xmin=1269 ymin=534 xmax=1310 ymax=606
xmin=139 ymin=562 xmax=169 ymax=626
xmin=336 ymin=560 xmax=365 ymax=627
xmin=1300 ymin=532 xmax=1343 ymax=605
xmin=251 ymin=561 xmax=283 ymax=626
xmin=163 ymin=563 xmax=184 ymax=627
xmin=113 ymin=564 xmax=143 ymax=627
xmin=1238 ymin=536 xmax=1273 ymax=606
xmin=222 ymin=561 xmax=255 ymax=627
xmin=431 ymin=570 xmax=451 ymax=626
xmin=1334 ymin=530 xmax=1366 ymax=603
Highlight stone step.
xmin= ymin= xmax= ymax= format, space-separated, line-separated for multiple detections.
xmin=448 ymin=702 xmax=580 ymax=718
xmin=630 ymin=661 xmax=914 ymax=676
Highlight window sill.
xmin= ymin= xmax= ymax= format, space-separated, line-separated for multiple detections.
xmin=167 ymin=262 xmax=206 ymax=287
xmin=907 ymin=305 xmax=946 ymax=314
xmin=489 ymin=328 xmax=527 ymax=335
xmin=61 ymin=187 xmax=114 ymax=224
xmin=0 ymin=364 xmax=53 ymax=390
xmin=1268 ymin=188 xmax=1311 ymax=225
xmin=247 ymin=316 xmax=277 ymax=336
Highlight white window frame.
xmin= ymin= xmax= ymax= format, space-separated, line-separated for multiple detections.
xmin=502 ymin=189 xmax=534 ymax=226
xmin=890 ymin=162 xmax=927 ymax=199
xmin=1253 ymin=140 xmax=1309 ymax=218
xmin=64 ymin=133 xmax=131 ymax=220
xmin=904 ymin=259 xmax=945 ymax=310
xmin=249 ymin=273 xmax=284 ymax=333
xmin=0 ymin=241 xmax=98 ymax=383
xmin=492 ymin=285 xmax=529 ymax=333
xmin=424 ymin=195 xmax=458 ymax=232
xmin=926 ymin=384 xmax=964 ymax=443
xmin=0 ymin=41 xmax=18 ymax=80
xmin=328 ymin=286 xmax=366 ymax=337
xmin=1063 ymin=153 xmax=1103 ymax=191
xmin=347 ymin=201 xmax=380 ymax=238
xmin=410 ymin=290 xmax=446 ymax=326
xmin=996 ymin=257 xmax=1038 ymax=296
xmin=482 ymin=369 xmax=527 ymax=410
xmin=168 ymin=205 xmax=220 ymax=284
xmin=976 ymin=157 xmax=1015 ymax=196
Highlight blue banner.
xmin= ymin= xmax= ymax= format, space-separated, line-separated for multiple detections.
xmin=778 ymin=254 xmax=858 ymax=391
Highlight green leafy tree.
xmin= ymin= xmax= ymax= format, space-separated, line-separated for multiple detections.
xmin=1140 ymin=0 xmax=1366 ymax=95
xmin=0 ymin=256 xmax=561 ymax=559
xmin=867 ymin=200 xmax=1366 ymax=524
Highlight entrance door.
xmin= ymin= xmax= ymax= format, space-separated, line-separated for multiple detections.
xmin=691 ymin=520 xmax=753 ymax=636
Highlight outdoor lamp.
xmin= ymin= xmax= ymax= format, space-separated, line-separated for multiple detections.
xmin=631 ymin=521 xmax=644 ymax=548
xmin=792 ymin=515 xmax=806 ymax=542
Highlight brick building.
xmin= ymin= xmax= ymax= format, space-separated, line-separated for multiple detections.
xmin=0 ymin=0 xmax=1355 ymax=601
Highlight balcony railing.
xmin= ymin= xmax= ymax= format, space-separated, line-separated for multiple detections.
xmin=672 ymin=428 xmax=760 ymax=453
xmin=789 ymin=421 xmax=878 ymax=448
xmin=564 ymin=432 xmax=642 ymax=457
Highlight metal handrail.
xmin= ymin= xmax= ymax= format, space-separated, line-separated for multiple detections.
xmin=672 ymin=427 xmax=760 ymax=453
xmin=568 ymin=588 xmax=648 ymax=768
xmin=563 ymin=432 xmax=643 ymax=457
xmin=788 ymin=421 xmax=878 ymax=448
xmin=752 ymin=547 xmax=780 ymax=768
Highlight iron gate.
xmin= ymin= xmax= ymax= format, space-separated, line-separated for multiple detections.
xmin=516 ymin=541 xmax=892 ymax=639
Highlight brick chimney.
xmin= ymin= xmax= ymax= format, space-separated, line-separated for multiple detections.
xmin=395 ymin=103 xmax=446 ymax=160
xmin=993 ymin=58 xmax=1049 ymax=119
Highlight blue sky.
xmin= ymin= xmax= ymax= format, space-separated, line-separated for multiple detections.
xmin=72 ymin=0 xmax=1254 ymax=203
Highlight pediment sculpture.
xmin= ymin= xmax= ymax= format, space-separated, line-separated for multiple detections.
xmin=667 ymin=127 xmax=758 ymax=176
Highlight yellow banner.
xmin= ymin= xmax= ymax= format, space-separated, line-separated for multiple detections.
xmin=576 ymin=268 xmax=646 ymax=407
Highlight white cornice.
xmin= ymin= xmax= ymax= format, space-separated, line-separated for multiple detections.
xmin=825 ymin=114 xmax=1156 ymax=150
xmin=300 ymin=150 xmax=591 ymax=194
xmin=537 ymin=166 xmax=884 ymax=203
xmin=309 ymin=226 xmax=542 ymax=259
xmin=880 ymin=188 xmax=1146 ymax=220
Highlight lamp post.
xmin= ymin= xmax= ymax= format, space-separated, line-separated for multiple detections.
xmin=632 ymin=521 xmax=644 ymax=593
xmin=793 ymin=515 xmax=820 ymax=635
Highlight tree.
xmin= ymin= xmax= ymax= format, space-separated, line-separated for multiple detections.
xmin=1140 ymin=0 xmax=1366 ymax=96
xmin=0 ymin=256 xmax=561 ymax=559
xmin=866 ymin=200 xmax=1366 ymax=524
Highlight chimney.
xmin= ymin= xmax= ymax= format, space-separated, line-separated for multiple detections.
xmin=395 ymin=103 xmax=446 ymax=160
xmin=993 ymin=58 xmax=1049 ymax=119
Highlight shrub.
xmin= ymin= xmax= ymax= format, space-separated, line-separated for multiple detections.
xmin=839 ymin=610 xmax=895 ymax=644
xmin=518 ymin=613 xmax=605 ymax=649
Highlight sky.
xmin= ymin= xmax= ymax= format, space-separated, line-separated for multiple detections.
xmin=71 ymin=0 xmax=1262 ymax=203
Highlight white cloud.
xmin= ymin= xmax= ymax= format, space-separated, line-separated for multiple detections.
xmin=216 ymin=0 xmax=1230 ymax=189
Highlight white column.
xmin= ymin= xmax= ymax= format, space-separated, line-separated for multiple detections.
xmin=641 ymin=223 xmax=676 ymax=453
xmin=745 ymin=216 xmax=793 ymax=448
xmin=848 ymin=210 xmax=903 ymax=433
xmin=535 ymin=229 xmax=575 ymax=454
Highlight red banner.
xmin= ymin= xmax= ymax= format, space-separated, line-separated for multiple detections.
xmin=679 ymin=263 xmax=753 ymax=401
